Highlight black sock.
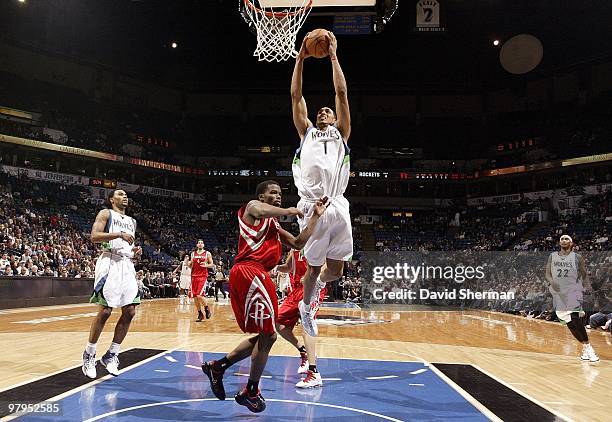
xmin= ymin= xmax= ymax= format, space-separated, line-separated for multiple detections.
xmin=246 ymin=378 xmax=259 ymax=395
xmin=309 ymin=365 xmax=318 ymax=373
xmin=298 ymin=345 xmax=307 ymax=354
xmin=215 ymin=356 xmax=232 ymax=371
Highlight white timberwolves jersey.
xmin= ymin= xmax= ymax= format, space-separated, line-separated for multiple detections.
xmin=102 ymin=209 xmax=137 ymax=258
xmin=180 ymin=261 xmax=191 ymax=278
xmin=292 ymin=125 xmax=350 ymax=200
xmin=550 ymin=251 xmax=579 ymax=287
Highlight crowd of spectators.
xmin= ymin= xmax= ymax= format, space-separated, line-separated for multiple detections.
xmin=0 ymin=167 xmax=609 ymax=329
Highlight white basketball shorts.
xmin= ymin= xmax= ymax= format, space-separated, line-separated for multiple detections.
xmin=297 ymin=196 xmax=353 ymax=267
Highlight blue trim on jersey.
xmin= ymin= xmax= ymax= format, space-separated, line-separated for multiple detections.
xmin=344 ymin=141 xmax=350 ymax=155
xmin=104 ymin=209 xmax=112 ymax=233
xmin=300 ymin=126 xmax=315 ymax=147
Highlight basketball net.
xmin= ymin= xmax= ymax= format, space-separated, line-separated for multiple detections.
xmin=243 ymin=0 xmax=313 ymax=62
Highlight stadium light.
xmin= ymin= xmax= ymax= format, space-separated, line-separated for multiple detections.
xmin=493 ymin=39 xmax=500 ymax=46
xmin=171 ymin=42 xmax=178 ymax=49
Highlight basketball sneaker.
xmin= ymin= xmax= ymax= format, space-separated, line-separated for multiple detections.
xmin=299 ymin=300 xmax=318 ymax=337
xmin=580 ymin=344 xmax=599 ymax=362
xmin=101 ymin=351 xmax=120 ymax=376
xmin=201 ymin=361 xmax=226 ymax=400
xmin=235 ymin=388 xmax=266 ymax=413
xmin=196 ymin=310 xmax=204 ymax=322
xmin=298 ymin=352 xmax=309 ymax=374
xmin=205 ymin=306 xmax=211 ymax=319
xmin=311 ymin=278 xmax=327 ymax=303
xmin=82 ymin=351 xmax=97 ymax=379
xmin=296 ymin=370 xmax=322 ymax=388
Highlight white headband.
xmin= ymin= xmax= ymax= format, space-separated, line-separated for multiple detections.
xmin=560 ymin=235 xmax=573 ymax=243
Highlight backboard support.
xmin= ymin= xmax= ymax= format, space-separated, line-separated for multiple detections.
xmin=240 ymin=0 xmax=398 ymax=33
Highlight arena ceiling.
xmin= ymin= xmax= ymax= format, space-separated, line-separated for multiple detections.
xmin=0 ymin=0 xmax=611 ymax=93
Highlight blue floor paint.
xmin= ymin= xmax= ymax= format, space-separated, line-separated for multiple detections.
xmin=19 ymin=352 xmax=488 ymax=421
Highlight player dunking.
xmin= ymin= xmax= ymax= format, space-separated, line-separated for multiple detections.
xmin=545 ymin=235 xmax=599 ymax=362
xmin=201 ymin=180 xmax=327 ymax=413
xmin=276 ymin=248 xmax=326 ymax=388
xmin=190 ymin=240 xmax=213 ymax=321
xmin=291 ymin=31 xmax=353 ymax=336
xmin=82 ymin=189 xmax=142 ymax=378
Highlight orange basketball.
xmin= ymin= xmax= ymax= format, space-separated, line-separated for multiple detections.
xmin=305 ymin=29 xmax=330 ymax=59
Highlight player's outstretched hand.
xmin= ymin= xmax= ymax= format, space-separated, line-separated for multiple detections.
xmin=286 ymin=207 xmax=304 ymax=218
xmin=327 ymin=31 xmax=337 ymax=57
xmin=313 ymin=196 xmax=329 ymax=217
xmin=298 ymin=33 xmax=312 ymax=59
xmin=120 ymin=232 xmax=135 ymax=244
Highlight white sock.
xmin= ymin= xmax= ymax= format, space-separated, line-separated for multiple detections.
xmin=316 ymin=276 xmax=325 ymax=288
xmin=86 ymin=342 xmax=97 ymax=355
xmin=109 ymin=342 xmax=121 ymax=354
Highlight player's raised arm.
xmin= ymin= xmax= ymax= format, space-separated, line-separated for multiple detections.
xmin=291 ymin=36 xmax=313 ymax=138
xmin=328 ymin=32 xmax=351 ymax=141
xmin=279 ymin=197 xmax=327 ymax=249
xmin=245 ymin=200 xmax=304 ymax=220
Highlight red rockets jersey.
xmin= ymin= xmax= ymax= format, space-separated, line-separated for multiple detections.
xmin=290 ymin=249 xmax=308 ymax=289
xmin=234 ymin=205 xmax=282 ymax=271
xmin=191 ymin=250 xmax=209 ymax=278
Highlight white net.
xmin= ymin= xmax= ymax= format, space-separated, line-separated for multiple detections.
xmin=243 ymin=0 xmax=313 ymax=62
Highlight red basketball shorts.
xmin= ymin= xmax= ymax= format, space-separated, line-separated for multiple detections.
xmin=229 ymin=263 xmax=279 ymax=334
xmin=277 ymin=283 xmax=327 ymax=329
xmin=190 ymin=276 xmax=207 ymax=298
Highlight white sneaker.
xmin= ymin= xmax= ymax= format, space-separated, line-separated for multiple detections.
xmin=296 ymin=370 xmax=322 ymax=388
xmin=299 ymin=300 xmax=318 ymax=337
xmin=101 ymin=351 xmax=120 ymax=375
xmin=82 ymin=351 xmax=97 ymax=379
xmin=586 ymin=345 xmax=599 ymax=363
xmin=298 ymin=354 xmax=309 ymax=374
xmin=311 ymin=279 xmax=326 ymax=303
xmin=580 ymin=345 xmax=599 ymax=362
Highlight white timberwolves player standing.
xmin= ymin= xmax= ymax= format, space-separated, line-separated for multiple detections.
xmin=291 ymin=31 xmax=352 ymax=336
xmin=545 ymin=235 xmax=599 ymax=362
xmin=82 ymin=189 xmax=142 ymax=378
xmin=173 ymin=254 xmax=192 ymax=304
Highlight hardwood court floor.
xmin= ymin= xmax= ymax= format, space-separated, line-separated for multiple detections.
xmin=0 ymin=298 xmax=609 ymax=421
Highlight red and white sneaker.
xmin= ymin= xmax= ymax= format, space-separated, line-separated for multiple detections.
xmin=296 ymin=370 xmax=322 ymax=389
xmin=298 ymin=353 xmax=309 ymax=374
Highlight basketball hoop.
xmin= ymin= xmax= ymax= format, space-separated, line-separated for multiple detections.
xmin=241 ymin=0 xmax=313 ymax=62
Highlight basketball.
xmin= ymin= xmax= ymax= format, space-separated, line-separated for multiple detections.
xmin=305 ymin=28 xmax=330 ymax=58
